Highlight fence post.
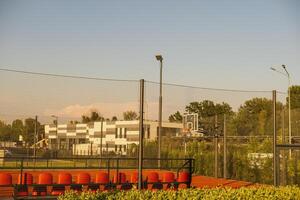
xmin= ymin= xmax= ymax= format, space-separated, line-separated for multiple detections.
xmin=116 ymin=158 xmax=119 ymax=185
xmin=188 ymin=159 xmax=192 ymax=188
xmin=138 ymin=79 xmax=145 ymax=190
xmin=223 ymin=114 xmax=227 ymax=179
xmin=273 ymin=90 xmax=278 ymax=186
xmin=214 ymin=115 xmax=218 ymax=178
xmin=107 ymin=158 xmax=110 ymax=181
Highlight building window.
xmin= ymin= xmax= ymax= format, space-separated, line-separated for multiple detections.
xmin=115 ymin=145 xmax=117 ymax=152
xmin=147 ymin=127 xmax=150 ymax=139
xmin=119 ymin=128 xmax=123 ymax=138
xmin=115 ymin=128 xmax=118 ymax=138
xmin=124 ymin=128 xmax=127 ymax=138
xmin=123 ymin=145 xmax=126 ymax=151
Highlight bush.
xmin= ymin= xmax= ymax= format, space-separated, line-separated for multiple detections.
xmin=58 ymin=186 xmax=300 ymax=200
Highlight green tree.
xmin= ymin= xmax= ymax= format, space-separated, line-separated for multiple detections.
xmin=289 ymin=85 xmax=300 ymax=109
xmin=185 ymin=100 xmax=233 ymax=133
xmin=168 ymin=111 xmax=183 ymax=122
xmin=111 ymin=116 xmax=118 ymax=121
xmin=123 ymin=111 xmax=138 ymax=120
xmin=23 ymin=118 xmax=40 ymax=145
xmin=0 ymin=120 xmax=13 ymax=141
xmin=234 ymin=98 xmax=283 ymax=136
xmin=11 ymin=119 xmax=24 ymax=141
xmin=81 ymin=110 xmax=104 ymax=123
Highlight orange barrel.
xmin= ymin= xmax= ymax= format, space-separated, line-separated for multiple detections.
xmin=95 ymin=172 xmax=109 ymax=184
xmin=147 ymin=172 xmax=159 ymax=183
xmin=0 ymin=173 xmax=12 ymax=185
xmin=163 ymin=172 xmax=175 ymax=183
xmin=112 ymin=172 xmax=126 ymax=184
xmin=130 ymin=171 xmax=139 ymax=183
xmin=177 ymin=172 xmax=190 ymax=182
xmin=58 ymin=173 xmax=72 ymax=184
xmin=52 ymin=173 xmax=72 ymax=196
xmin=38 ymin=173 xmax=53 ymax=184
xmin=32 ymin=173 xmax=53 ymax=196
xmin=18 ymin=173 xmax=33 ymax=184
xmin=77 ymin=173 xmax=90 ymax=184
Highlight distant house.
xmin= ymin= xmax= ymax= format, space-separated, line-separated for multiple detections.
xmin=44 ymin=120 xmax=182 ymax=155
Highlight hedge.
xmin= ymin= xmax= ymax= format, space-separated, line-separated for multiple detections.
xmin=58 ymin=186 xmax=300 ymax=200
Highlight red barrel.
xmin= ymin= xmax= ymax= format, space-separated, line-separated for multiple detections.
xmin=0 ymin=173 xmax=12 ymax=185
xmin=32 ymin=173 xmax=52 ymax=196
xmin=130 ymin=171 xmax=139 ymax=183
xmin=18 ymin=173 xmax=33 ymax=185
xmin=58 ymin=173 xmax=72 ymax=184
xmin=163 ymin=172 xmax=175 ymax=182
xmin=147 ymin=172 xmax=159 ymax=183
xmin=113 ymin=172 xmax=126 ymax=184
xmin=52 ymin=172 xmax=72 ymax=195
xmin=95 ymin=172 xmax=109 ymax=184
xmin=38 ymin=173 xmax=53 ymax=184
xmin=178 ymin=172 xmax=190 ymax=182
xmin=77 ymin=173 xmax=90 ymax=184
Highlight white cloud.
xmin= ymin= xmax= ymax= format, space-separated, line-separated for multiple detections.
xmin=44 ymin=101 xmax=185 ymax=121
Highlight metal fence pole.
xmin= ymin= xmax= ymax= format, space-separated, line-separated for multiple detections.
xmin=223 ymin=114 xmax=227 ymax=179
xmin=100 ymin=119 xmax=103 ymax=158
xmin=138 ymin=79 xmax=145 ymax=190
xmin=214 ymin=115 xmax=218 ymax=178
xmin=273 ymin=90 xmax=278 ymax=186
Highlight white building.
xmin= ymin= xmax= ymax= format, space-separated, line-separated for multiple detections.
xmin=44 ymin=120 xmax=182 ymax=155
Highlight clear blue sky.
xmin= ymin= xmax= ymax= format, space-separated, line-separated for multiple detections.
xmin=0 ymin=0 xmax=299 ymax=122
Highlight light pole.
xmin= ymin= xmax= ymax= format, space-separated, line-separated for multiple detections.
xmin=155 ymin=55 xmax=163 ymax=168
xmin=270 ymin=65 xmax=292 ymax=156
xmin=51 ymin=115 xmax=58 ymax=156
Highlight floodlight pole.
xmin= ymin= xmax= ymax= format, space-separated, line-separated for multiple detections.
xmin=270 ymin=65 xmax=292 ymax=158
xmin=156 ymin=55 xmax=163 ymax=168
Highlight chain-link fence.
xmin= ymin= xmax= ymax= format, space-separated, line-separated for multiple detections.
xmin=143 ymin=80 xmax=288 ymax=185
xmin=1 ymin=68 xmax=300 ymax=186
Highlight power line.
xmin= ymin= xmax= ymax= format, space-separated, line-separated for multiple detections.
xmin=0 ymin=67 xmax=287 ymax=94
xmin=0 ymin=68 xmax=139 ymax=83
xmin=146 ymin=80 xmax=287 ymax=94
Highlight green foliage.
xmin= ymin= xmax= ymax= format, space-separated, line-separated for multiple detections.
xmin=59 ymin=187 xmax=300 ymax=200
xmin=289 ymin=85 xmax=300 ymax=109
xmin=234 ymin=98 xmax=283 ymax=136
xmin=82 ymin=110 xmax=104 ymax=123
xmin=0 ymin=118 xmax=42 ymax=144
xmin=169 ymin=111 xmax=183 ymax=123
xmin=170 ymin=100 xmax=233 ymax=134
xmin=123 ymin=110 xmax=138 ymax=120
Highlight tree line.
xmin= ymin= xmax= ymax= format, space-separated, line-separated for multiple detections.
xmin=0 ymin=110 xmax=139 ymax=145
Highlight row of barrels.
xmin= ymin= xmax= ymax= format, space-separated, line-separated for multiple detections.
xmin=0 ymin=171 xmax=190 ymax=196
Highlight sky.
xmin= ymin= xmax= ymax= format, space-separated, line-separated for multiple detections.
xmin=0 ymin=0 xmax=299 ymax=123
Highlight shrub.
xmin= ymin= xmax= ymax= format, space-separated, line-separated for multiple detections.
xmin=58 ymin=186 xmax=300 ymax=200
